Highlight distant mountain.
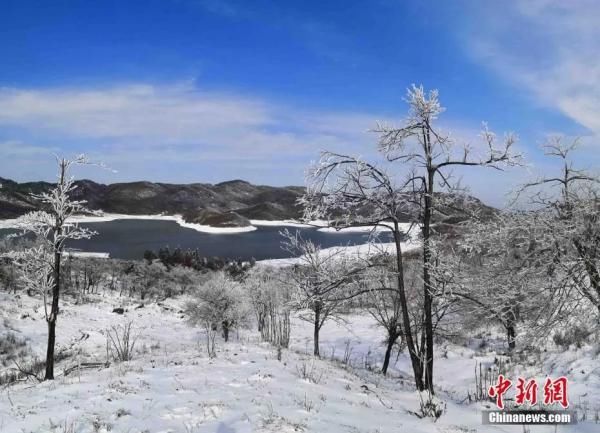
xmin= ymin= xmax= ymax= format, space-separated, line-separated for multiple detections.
xmin=0 ymin=178 xmax=304 ymax=227
xmin=0 ymin=177 xmax=497 ymax=228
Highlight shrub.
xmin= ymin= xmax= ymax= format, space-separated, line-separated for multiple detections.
xmin=553 ymin=325 xmax=592 ymax=350
xmin=186 ymin=272 xmax=250 ymax=357
xmin=416 ymin=391 xmax=446 ymax=421
xmin=295 ymin=359 xmax=324 ymax=384
xmin=106 ymin=321 xmax=138 ymax=362
xmin=0 ymin=332 xmax=28 ymax=366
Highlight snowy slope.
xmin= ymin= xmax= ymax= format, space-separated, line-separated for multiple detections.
xmin=0 ymin=292 xmax=598 ymax=433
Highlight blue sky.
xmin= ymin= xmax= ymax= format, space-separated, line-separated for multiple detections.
xmin=0 ymin=0 xmax=598 ymax=206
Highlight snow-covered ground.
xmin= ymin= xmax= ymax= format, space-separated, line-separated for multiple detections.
xmin=316 ymin=223 xmax=411 ymax=233
xmin=258 ymin=224 xmax=419 ymax=267
xmin=251 ymin=220 xmax=402 ymax=233
xmin=250 ymin=220 xmax=318 ymax=228
xmin=63 ymin=251 xmax=111 ymax=259
xmin=258 ymin=243 xmax=399 ymax=268
xmin=1 ymin=292 xmax=597 ymax=433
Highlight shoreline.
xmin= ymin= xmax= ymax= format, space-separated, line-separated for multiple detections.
xmin=0 ymin=213 xmax=261 ymax=234
xmin=1 ymin=213 xmax=326 ymax=233
xmin=257 ymin=233 xmax=419 ymax=267
xmin=68 ymin=213 xmax=258 ymax=234
xmin=1 ymin=213 xmax=409 ymax=235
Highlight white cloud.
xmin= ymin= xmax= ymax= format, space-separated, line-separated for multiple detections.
xmin=0 ymin=82 xmax=533 ymax=206
xmin=0 ymin=82 xmax=383 ymax=157
xmin=464 ymin=0 xmax=600 ymax=136
xmin=0 ymin=82 xmax=391 ymax=187
xmin=0 ymin=140 xmax=58 ymax=158
xmin=0 ymin=83 xmax=269 ymax=142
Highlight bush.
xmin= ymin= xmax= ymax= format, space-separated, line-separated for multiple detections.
xmin=0 ymin=332 xmax=28 ymax=366
xmin=295 ymin=359 xmax=324 ymax=384
xmin=417 ymin=391 xmax=446 ymax=421
xmin=0 ymin=357 xmax=45 ymax=385
xmin=106 ymin=321 xmax=138 ymax=362
xmin=553 ymin=325 xmax=592 ymax=350
xmin=186 ymin=272 xmax=250 ymax=356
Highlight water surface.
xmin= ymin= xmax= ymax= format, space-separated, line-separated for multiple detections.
xmin=1 ymin=219 xmax=393 ymax=261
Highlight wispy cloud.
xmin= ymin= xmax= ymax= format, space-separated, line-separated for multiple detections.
xmin=0 ymin=82 xmax=386 ymax=184
xmin=0 ymin=140 xmax=59 ymax=158
xmin=464 ymin=0 xmax=600 ymax=136
xmin=0 ymin=83 xmax=269 ymax=143
xmin=0 ymin=82 xmax=383 ymax=153
xmin=0 ymin=82 xmax=530 ymax=206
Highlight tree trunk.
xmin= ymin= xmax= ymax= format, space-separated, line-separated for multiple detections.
xmin=573 ymin=239 xmax=600 ymax=321
xmin=422 ymin=167 xmax=435 ymax=394
xmin=45 ymin=245 xmax=62 ymax=380
xmin=313 ymin=303 xmax=321 ymax=357
xmin=45 ymin=317 xmax=56 ymax=380
xmin=506 ymin=321 xmax=516 ymax=350
xmin=257 ymin=311 xmax=264 ymax=333
xmin=222 ymin=321 xmax=230 ymax=342
xmin=45 ymin=161 xmax=67 ymax=381
xmin=382 ymin=333 xmax=398 ymax=376
xmin=393 ymin=221 xmax=425 ymax=390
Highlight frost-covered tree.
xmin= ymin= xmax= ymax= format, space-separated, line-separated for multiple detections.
xmin=515 ymin=137 xmax=600 ymax=318
xmin=186 ymin=272 xmax=250 ymax=357
xmin=302 ymin=85 xmax=521 ymax=392
xmin=6 ymin=155 xmax=95 ymax=380
xmin=133 ymin=261 xmax=171 ymax=300
xmin=244 ymin=266 xmax=292 ymax=348
xmin=431 ymin=212 xmax=559 ymax=350
xmin=282 ymin=229 xmax=365 ymax=357
xmin=300 ymin=151 xmax=425 ymax=378
xmin=0 ymin=250 xmax=18 ymax=294
xmin=431 ymin=138 xmax=598 ymax=350
xmin=359 ymin=256 xmax=406 ymax=375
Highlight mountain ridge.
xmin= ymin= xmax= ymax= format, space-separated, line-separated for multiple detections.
xmin=0 ymin=178 xmax=304 ymax=227
xmin=0 ymin=178 xmax=497 ymax=228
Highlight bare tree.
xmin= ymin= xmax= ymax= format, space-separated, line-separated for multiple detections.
xmin=282 ymin=229 xmax=365 ymax=357
xmin=300 ymin=151 xmax=427 ymax=381
xmin=360 ymin=256 xmax=405 ymax=375
xmin=515 ymin=137 xmax=600 ymax=318
xmin=6 ymin=155 xmax=96 ymax=380
xmin=430 ymin=211 xmax=564 ymax=351
xmin=244 ymin=266 xmax=292 ymax=349
xmin=375 ymin=86 xmax=521 ymax=392
xmin=302 ymin=85 xmax=520 ymax=392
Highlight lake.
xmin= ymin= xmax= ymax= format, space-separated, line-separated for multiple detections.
xmin=1 ymin=219 xmax=393 ymax=261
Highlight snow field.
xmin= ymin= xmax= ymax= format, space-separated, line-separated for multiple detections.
xmin=0 ymin=292 xmax=598 ymax=432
